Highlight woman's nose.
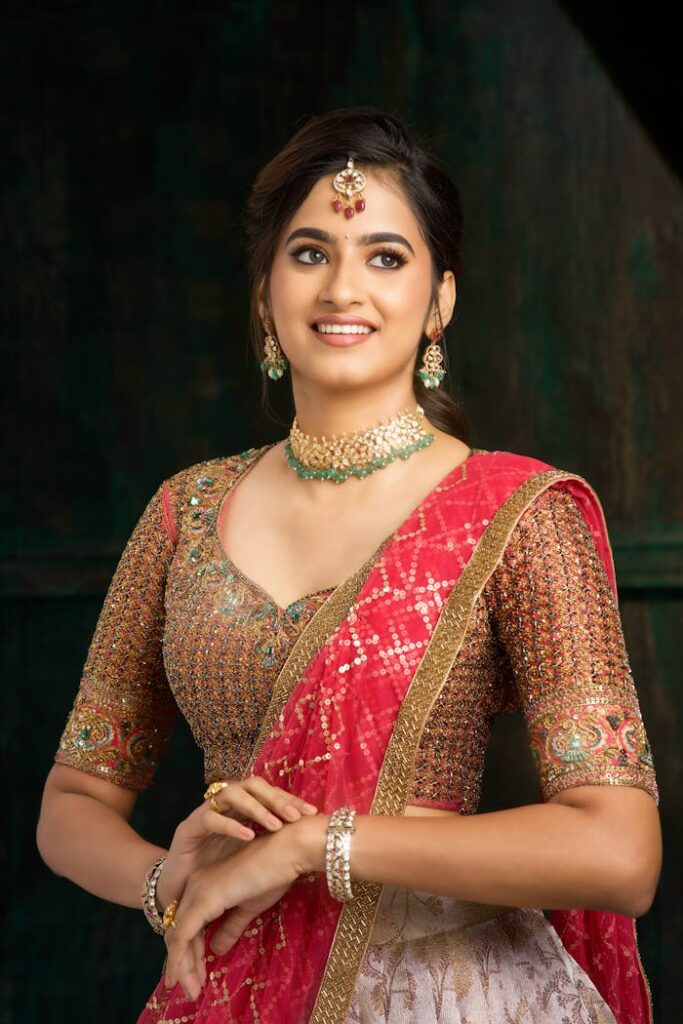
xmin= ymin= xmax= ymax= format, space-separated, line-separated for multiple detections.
xmin=317 ymin=255 xmax=364 ymax=307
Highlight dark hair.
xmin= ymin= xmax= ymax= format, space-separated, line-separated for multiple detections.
xmin=244 ymin=106 xmax=469 ymax=442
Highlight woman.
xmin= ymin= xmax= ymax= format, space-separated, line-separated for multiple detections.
xmin=37 ymin=107 xmax=661 ymax=1024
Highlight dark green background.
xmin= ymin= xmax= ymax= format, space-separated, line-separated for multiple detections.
xmin=2 ymin=2 xmax=680 ymax=1020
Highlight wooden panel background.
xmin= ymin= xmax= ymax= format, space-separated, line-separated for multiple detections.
xmin=2 ymin=2 xmax=680 ymax=1020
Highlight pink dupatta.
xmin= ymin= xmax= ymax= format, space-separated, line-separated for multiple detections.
xmin=139 ymin=447 xmax=653 ymax=1024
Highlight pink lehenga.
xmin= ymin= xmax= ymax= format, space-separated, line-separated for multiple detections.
xmin=138 ymin=449 xmax=654 ymax=1024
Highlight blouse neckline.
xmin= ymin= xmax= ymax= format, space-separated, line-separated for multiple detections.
xmin=212 ymin=443 xmax=484 ymax=617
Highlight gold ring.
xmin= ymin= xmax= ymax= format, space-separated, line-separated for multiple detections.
xmin=204 ymin=780 xmax=229 ymax=813
xmin=162 ymin=899 xmax=179 ymax=929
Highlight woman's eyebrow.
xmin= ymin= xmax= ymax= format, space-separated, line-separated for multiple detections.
xmin=284 ymin=227 xmax=415 ymax=256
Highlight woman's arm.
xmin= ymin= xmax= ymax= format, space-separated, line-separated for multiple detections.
xmin=166 ymin=482 xmax=664 ymax=993
xmin=38 ymin=475 xmax=292 ymax=913
xmin=163 ymin=781 xmax=660 ymax=993
xmin=252 ymin=484 xmax=667 ymax=914
xmin=37 ymin=764 xmax=166 ymax=908
xmin=38 ymin=481 xmax=182 ymax=906
xmin=37 ymin=764 xmax=320 ymax=912
xmin=292 ymin=783 xmax=662 ymax=919
xmin=298 ymin=487 xmax=663 ymax=918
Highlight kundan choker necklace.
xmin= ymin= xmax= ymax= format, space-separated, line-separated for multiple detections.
xmin=285 ymin=404 xmax=435 ymax=482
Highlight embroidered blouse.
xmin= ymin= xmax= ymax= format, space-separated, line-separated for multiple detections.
xmin=55 ymin=448 xmax=659 ymax=815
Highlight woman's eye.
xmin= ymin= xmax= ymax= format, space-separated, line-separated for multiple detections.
xmin=290 ymin=246 xmax=406 ymax=269
xmin=292 ymin=247 xmax=327 ymax=264
xmin=369 ymin=250 xmax=406 ymax=270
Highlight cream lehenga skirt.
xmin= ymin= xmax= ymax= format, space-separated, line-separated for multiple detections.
xmin=345 ymin=886 xmax=616 ymax=1023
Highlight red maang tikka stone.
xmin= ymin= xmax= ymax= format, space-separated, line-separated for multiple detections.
xmin=331 ymin=157 xmax=367 ymax=217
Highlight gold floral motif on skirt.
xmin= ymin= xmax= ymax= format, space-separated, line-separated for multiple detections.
xmin=345 ymin=886 xmax=616 ymax=1023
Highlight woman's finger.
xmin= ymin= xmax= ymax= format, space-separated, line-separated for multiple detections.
xmin=174 ymin=800 xmax=251 ymax=850
xmin=210 ymin=783 xmax=288 ymax=832
xmin=177 ymin=931 xmax=207 ymax=1002
xmin=174 ymin=943 xmax=202 ymax=1002
xmin=194 ymin=930 xmax=207 ymax=991
xmin=165 ymin=927 xmax=193 ymax=993
xmin=165 ymin=896 xmax=210 ymax=990
xmin=166 ymin=930 xmax=203 ymax=998
xmin=201 ymin=807 xmax=255 ymax=841
xmin=240 ymin=775 xmax=319 ymax=820
xmin=210 ymin=905 xmax=254 ymax=956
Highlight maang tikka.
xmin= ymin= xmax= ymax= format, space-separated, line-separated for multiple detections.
xmin=331 ymin=157 xmax=367 ymax=218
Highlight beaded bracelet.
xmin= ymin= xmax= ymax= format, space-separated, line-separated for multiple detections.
xmin=141 ymin=855 xmax=168 ymax=935
xmin=325 ymin=807 xmax=357 ymax=902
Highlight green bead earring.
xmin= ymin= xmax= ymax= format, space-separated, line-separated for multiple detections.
xmin=259 ymin=323 xmax=288 ymax=381
xmin=417 ymin=329 xmax=446 ymax=389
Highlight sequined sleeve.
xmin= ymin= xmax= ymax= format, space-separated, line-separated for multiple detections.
xmin=488 ymin=485 xmax=659 ymax=805
xmin=55 ymin=481 xmax=180 ymax=789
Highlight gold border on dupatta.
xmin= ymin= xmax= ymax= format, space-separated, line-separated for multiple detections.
xmin=243 ymin=446 xmax=477 ymax=772
xmin=244 ymin=534 xmax=395 ymax=774
xmin=309 ymin=468 xmax=599 ymax=1024
xmin=243 ymin=446 xmax=476 ymax=767
xmin=632 ymin=916 xmax=655 ymax=1024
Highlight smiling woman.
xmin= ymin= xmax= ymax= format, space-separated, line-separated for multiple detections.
xmin=262 ymin=182 xmax=451 ymax=409
xmin=37 ymin=107 xmax=660 ymax=1024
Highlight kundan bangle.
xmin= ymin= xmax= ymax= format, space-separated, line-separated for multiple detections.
xmin=141 ymin=855 xmax=168 ymax=935
xmin=325 ymin=807 xmax=357 ymax=902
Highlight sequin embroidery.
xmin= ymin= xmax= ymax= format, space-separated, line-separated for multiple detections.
xmin=55 ymin=449 xmax=659 ymax=811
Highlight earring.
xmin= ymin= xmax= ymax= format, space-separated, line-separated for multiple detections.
xmin=418 ymin=328 xmax=446 ymax=389
xmin=259 ymin=322 xmax=288 ymax=381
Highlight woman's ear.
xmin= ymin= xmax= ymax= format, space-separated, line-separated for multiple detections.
xmin=256 ymin=275 xmax=269 ymax=325
xmin=426 ymin=272 xmax=456 ymax=336
xmin=436 ymin=271 xmax=456 ymax=330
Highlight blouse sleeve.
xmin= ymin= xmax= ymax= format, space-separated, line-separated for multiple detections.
xmin=54 ymin=481 xmax=180 ymax=790
xmin=487 ymin=484 xmax=659 ymax=806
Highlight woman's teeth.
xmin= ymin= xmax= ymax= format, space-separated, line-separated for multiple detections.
xmin=315 ymin=324 xmax=374 ymax=334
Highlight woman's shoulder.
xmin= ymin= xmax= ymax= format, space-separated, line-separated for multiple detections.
xmin=474 ymin=446 xmax=595 ymax=497
xmin=158 ymin=445 xmax=273 ymax=544
xmin=472 ymin=447 xmax=606 ymax=565
xmin=475 ymin=446 xmax=576 ymax=477
xmin=164 ymin=444 xmax=272 ymax=493
xmin=477 ymin=449 xmax=611 ymax=597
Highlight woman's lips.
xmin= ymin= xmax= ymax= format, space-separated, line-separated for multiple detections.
xmin=310 ymin=325 xmax=376 ymax=347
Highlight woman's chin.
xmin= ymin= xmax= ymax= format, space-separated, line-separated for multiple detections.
xmin=290 ymin=360 xmax=386 ymax=392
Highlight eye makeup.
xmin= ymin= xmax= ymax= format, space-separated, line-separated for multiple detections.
xmin=288 ymin=243 xmax=409 ymax=270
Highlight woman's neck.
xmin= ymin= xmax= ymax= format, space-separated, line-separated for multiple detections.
xmin=290 ymin=386 xmax=420 ymax=438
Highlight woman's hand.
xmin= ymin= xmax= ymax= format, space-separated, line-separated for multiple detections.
xmin=163 ymin=819 xmax=323 ymax=1001
xmin=155 ymin=776 xmax=318 ymax=911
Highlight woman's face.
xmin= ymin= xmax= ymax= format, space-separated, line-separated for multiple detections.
xmin=261 ymin=169 xmax=455 ymax=394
